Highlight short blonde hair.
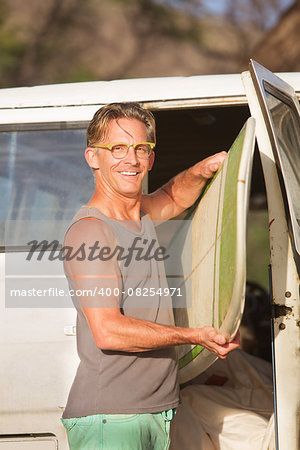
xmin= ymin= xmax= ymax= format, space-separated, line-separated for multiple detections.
xmin=87 ymin=102 xmax=156 ymax=147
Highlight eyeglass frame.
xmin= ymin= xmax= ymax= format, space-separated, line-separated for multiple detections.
xmin=90 ymin=142 xmax=155 ymax=159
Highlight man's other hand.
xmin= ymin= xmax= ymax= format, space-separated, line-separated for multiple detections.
xmin=198 ymin=327 xmax=240 ymax=359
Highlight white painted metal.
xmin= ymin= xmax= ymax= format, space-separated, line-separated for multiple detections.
xmin=242 ymin=68 xmax=300 ymax=450
xmin=0 ymin=73 xmax=299 ymax=125
xmin=0 ymin=254 xmax=78 ymax=449
xmin=0 ymin=75 xmax=250 ymax=109
xmin=0 ymin=436 xmax=57 ymax=449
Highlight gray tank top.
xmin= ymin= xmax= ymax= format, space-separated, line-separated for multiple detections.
xmin=62 ymin=206 xmax=179 ymax=418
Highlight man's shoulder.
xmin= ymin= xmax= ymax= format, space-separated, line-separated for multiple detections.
xmin=72 ymin=205 xmax=107 ymax=222
xmin=65 ymin=207 xmax=116 ymax=247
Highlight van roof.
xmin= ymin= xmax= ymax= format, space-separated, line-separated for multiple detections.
xmin=1 ymin=73 xmax=300 ymax=109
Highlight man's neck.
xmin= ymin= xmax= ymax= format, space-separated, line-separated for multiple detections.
xmin=86 ymin=189 xmax=142 ymax=222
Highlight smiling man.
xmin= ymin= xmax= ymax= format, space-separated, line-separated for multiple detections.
xmin=61 ymin=102 xmax=239 ymax=450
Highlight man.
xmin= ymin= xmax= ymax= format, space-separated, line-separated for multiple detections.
xmin=61 ymin=102 xmax=239 ymax=449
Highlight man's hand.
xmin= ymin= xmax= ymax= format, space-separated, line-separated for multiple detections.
xmin=189 ymin=151 xmax=227 ymax=181
xmin=197 ymin=327 xmax=240 ymax=359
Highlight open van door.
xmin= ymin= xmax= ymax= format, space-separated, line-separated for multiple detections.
xmin=242 ymin=60 xmax=300 ymax=450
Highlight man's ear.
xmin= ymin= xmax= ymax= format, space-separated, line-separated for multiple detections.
xmin=148 ymin=151 xmax=155 ymax=171
xmin=85 ymin=147 xmax=100 ymax=169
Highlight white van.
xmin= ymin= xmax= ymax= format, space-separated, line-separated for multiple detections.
xmin=0 ymin=60 xmax=299 ymax=449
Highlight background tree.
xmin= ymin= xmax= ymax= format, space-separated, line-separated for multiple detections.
xmin=0 ymin=0 xmax=296 ymax=88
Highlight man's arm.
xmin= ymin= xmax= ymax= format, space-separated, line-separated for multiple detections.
xmin=83 ymin=306 xmax=240 ymax=358
xmin=64 ymin=217 xmax=239 ymax=359
xmin=142 ymin=151 xmax=227 ymax=220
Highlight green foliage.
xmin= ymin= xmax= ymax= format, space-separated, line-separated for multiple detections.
xmin=0 ymin=1 xmax=23 ymax=85
xmin=115 ymin=0 xmax=201 ymax=43
xmin=63 ymin=66 xmax=98 ymax=84
xmin=0 ymin=32 xmax=26 ymax=87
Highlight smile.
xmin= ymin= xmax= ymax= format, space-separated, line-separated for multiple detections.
xmin=120 ymin=171 xmax=139 ymax=176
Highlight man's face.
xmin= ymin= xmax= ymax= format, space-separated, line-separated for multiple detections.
xmin=90 ymin=118 xmax=154 ymax=198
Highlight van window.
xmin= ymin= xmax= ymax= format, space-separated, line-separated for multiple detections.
xmin=0 ymin=128 xmax=93 ymax=249
xmin=263 ymin=83 xmax=300 ymax=254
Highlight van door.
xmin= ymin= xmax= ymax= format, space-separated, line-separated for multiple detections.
xmin=242 ymin=60 xmax=300 ymax=450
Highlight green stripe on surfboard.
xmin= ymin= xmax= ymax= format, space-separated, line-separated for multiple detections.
xmin=212 ymin=164 xmax=225 ymax=328
xmin=178 ymin=344 xmax=205 ymax=369
xmin=218 ymin=128 xmax=245 ymax=325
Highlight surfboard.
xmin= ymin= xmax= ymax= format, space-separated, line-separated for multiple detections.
xmin=169 ymin=118 xmax=256 ymax=384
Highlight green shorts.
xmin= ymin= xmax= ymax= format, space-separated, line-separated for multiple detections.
xmin=61 ymin=409 xmax=175 ymax=450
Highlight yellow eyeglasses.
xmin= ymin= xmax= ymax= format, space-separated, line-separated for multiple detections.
xmin=91 ymin=142 xmax=155 ymax=159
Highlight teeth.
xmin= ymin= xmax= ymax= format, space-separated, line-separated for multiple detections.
xmin=120 ymin=172 xmax=138 ymax=176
